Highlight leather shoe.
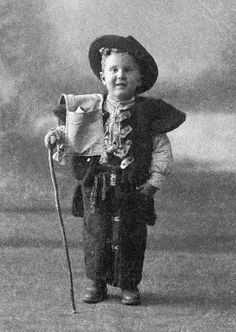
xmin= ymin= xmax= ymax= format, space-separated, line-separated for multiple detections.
xmin=121 ymin=287 xmax=141 ymax=305
xmin=82 ymin=280 xmax=107 ymax=303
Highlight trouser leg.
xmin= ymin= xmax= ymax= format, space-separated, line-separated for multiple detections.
xmin=112 ymin=208 xmax=147 ymax=289
xmin=82 ymin=185 xmax=147 ymax=288
xmin=82 ymin=186 xmax=113 ymax=281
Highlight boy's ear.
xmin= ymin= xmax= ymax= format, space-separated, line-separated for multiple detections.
xmin=100 ymin=72 xmax=106 ymax=85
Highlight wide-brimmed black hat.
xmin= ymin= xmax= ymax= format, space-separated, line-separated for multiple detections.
xmin=88 ymin=35 xmax=158 ymax=94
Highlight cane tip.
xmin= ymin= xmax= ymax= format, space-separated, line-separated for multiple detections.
xmin=72 ymin=310 xmax=77 ymax=314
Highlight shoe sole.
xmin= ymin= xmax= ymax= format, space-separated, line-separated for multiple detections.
xmin=82 ymin=293 xmax=108 ymax=304
xmin=121 ymin=298 xmax=141 ymax=305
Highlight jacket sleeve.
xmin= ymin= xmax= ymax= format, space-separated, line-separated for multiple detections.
xmin=53 ymin=104 xmax=67 ymax=126
xmin=147 ymin=133 xmax=173 ymax=188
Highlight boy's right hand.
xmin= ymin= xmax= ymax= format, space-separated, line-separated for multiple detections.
xmin=44 ymin=130 xmax=58 ymax=149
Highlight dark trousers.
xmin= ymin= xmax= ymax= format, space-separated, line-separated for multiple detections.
xmin=82 ymin=185 xmax=147 ymax=289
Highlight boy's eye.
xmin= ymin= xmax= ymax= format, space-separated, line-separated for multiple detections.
xmin=110 ymin=67 xmax=118 ymax=72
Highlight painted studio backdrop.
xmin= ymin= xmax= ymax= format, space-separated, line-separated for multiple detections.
xmin=0 ymin=0 xmax=235 ymax=210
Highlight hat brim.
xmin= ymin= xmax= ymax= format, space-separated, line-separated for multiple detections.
xmin=88 ymin=35 xmax=158 ymax=94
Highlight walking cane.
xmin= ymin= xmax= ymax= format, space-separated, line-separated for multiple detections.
xmin=48 ymin=147 xmax=77 ymax=314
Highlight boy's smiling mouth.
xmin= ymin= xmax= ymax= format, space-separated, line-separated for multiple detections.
xmin=116 ymin=83 xmax=127 ymax=87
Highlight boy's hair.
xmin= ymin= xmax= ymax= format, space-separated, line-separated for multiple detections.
xmin=99 ymin=47 xmax=140 ymax=72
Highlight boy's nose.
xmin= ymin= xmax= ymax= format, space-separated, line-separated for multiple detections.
xmin=117 ymin=69 xmax=126 ymax=79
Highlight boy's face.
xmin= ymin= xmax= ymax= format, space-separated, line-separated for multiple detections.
xmin=100 ymin=52 xmax=142 ymax=101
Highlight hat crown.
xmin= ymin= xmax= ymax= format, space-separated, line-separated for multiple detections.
xmin=126 ymin=35 xmax=136 ymax=42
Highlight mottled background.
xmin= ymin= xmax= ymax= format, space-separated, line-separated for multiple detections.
xmin=0 ymin=2 xmax=236 ymax=330
xmin=0 ymin=0 xmax=235 ymax=210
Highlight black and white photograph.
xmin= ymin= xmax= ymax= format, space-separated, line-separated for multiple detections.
xmin=0 ymin=0 xmax=235 ymax=331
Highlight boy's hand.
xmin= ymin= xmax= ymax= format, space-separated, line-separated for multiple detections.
xmin=136 ymin=182 xmax=159 ymax=198
xmin=44 ymin=130 xmax=57 ymax=149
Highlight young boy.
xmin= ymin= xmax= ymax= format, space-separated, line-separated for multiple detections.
xmin=45 ymin=35 xmax=186 ymax=305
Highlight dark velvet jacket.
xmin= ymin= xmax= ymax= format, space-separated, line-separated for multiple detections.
xmin=53 ymin=95 xmax=186 ymax=220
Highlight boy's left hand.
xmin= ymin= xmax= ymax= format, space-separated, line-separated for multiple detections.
xmin=136 ymin=182 xmax=159 ymax=198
